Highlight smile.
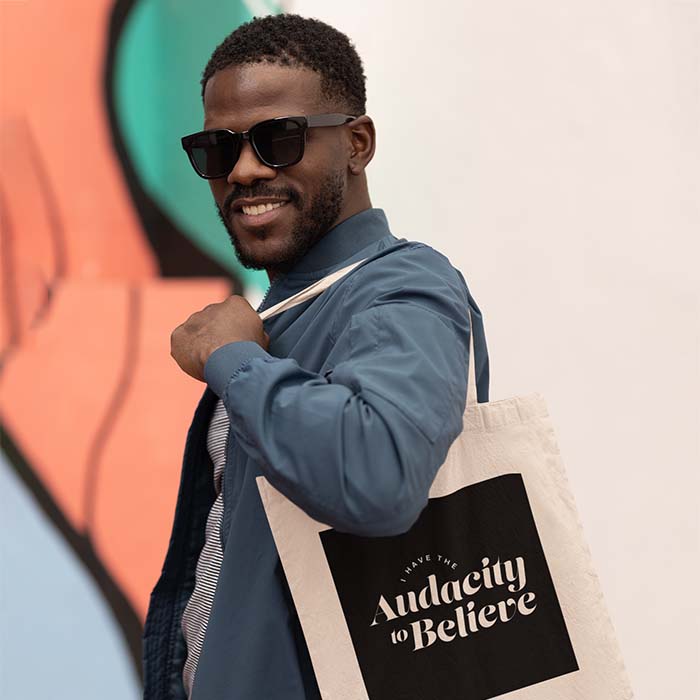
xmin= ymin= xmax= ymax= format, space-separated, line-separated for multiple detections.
xmin=235 ymin=201 xmax=289 ymax=227
xmin=241 ymin=201 xmax=287 ymax=216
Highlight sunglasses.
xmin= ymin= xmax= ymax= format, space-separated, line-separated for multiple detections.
xmin=181 ymin=113 xmax=358 ymax=179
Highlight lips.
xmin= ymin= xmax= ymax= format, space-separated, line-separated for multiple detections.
xmin=233 ymin=200 xmax=290 ymax=228
xmin=240 ymin=201 xmax=286 ymax=216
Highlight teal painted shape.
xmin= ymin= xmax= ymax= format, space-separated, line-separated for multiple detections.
xmin=114 ymin=0 xmax=282 ymax=291
xmin=0 ymin=452 xmax=141 ymax=699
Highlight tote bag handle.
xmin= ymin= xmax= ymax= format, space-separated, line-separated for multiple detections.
xmin=258 ymin=258 xmax=490 ymax=405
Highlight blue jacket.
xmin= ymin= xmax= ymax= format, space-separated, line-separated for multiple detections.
xmin=143 ymin=208 xmax=483 ymax=699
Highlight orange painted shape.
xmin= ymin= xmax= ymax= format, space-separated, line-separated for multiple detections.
xmin=0 ymin=279 xmax=132 ymax=531
xmin=0 ymin=118 xmax=61 ymax=350
xmin=91 ymin=278 xmax=233 ymax=619
xmin=0 ymin=0 xmax=158 ymax=281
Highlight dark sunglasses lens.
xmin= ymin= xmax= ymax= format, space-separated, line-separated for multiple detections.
xmin=188 ymin=131 xmax=238 ymax=177
xmin=253 ymin=119 xmax=304 ymax=166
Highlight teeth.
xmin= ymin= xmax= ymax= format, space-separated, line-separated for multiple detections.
xmin=241 ymin=201 xmax=286 ymax=216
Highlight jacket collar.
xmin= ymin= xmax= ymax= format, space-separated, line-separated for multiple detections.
xmin=284 ymin=207 xmax=392 ymax=276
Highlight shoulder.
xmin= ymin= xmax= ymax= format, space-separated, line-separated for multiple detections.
xmin=329 ymin=240 xmax=472 ymax=343
xmin=341 ymin=239 xmax=470 ymax=314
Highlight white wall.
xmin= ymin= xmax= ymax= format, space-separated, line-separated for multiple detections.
xmin=289 ymin=1 xmax=699 ymax=697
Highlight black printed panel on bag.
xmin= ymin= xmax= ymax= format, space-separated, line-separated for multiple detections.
xmin=319 ymin=473 xmax=578 ymax=700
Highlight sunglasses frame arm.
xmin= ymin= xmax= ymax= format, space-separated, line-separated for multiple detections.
xmin=305 ymin=113 xmax=358 ymax=128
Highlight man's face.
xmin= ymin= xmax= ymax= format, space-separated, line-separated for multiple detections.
xmin=203 ymin=62 xmax=350 ymax=277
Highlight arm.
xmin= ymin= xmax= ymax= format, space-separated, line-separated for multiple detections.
xmin=204 ymin=266 xmax=471 ymax=537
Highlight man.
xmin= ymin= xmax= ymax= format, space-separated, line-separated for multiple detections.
xmin=143 ymin=13 xmax=475 ymax=700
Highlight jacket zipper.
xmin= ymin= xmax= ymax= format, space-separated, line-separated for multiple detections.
xmin=255 ymin=276 xmax=281 ymax=314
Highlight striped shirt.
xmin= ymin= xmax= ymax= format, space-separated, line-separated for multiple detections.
xmin=180 ymin=397 xmax=229 ymax=697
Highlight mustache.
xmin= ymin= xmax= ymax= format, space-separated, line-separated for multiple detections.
xmin=224 ymin=187 xmax=298 ymax=218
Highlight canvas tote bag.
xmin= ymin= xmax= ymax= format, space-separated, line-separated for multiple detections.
xmin=256 ymin=259 xmax=634 ymax=700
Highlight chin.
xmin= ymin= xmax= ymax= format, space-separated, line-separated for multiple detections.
xmin=232 ymin=238 xmax=294 ymax=272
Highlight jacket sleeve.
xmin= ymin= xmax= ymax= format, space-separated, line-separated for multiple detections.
xmin=204 ymin=261 xmax=471 ymax=537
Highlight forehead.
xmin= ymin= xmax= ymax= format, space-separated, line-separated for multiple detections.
xmin=203 ymin=62 xmax=324 ymax=130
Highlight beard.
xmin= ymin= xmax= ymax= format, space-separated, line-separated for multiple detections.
xmin=215 ymin=169 xmax=346 ymax=277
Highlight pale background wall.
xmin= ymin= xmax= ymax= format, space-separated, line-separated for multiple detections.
xmin=288 ymin=1 xmax=699 ymax=697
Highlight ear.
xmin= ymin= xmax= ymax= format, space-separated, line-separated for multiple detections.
xmin=347 ymin=116 xmax=376 ymax=176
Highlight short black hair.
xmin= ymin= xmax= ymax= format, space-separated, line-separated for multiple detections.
xmin=200 ymin=13 xmax=367 ymax=115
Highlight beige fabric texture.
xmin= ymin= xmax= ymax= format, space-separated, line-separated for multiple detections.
xmin=256 ymin=266 xmax=633 ymax=699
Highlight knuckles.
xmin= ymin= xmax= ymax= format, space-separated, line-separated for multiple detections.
xmin=171 ymin=294 xmax=260 ymax=348
xmin=224 ymin=294 xmax=248 ymax=309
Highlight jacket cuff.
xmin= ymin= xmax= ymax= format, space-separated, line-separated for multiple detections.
xmin=204 ymin=341 xmax=272 ymax=398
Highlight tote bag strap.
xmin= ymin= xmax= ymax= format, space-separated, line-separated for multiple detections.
xmin=258 ymin=258 xmax=490 ymax=405
xmin=258 ymin=258 xmax=367 ymax=322
xmin=465 ymin=292 xmax=490 ymax=405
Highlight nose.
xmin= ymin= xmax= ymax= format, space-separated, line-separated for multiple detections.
xmin=226 ymin=138 xmax=277 ymax=186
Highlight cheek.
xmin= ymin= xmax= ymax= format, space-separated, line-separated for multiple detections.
xmin=209 ymin=181 xmax=228 ymax=210
xmin=293 ymin=156 xmax=344 ymax=201
xmin=299 ymin=133 xmax=343 ymax=175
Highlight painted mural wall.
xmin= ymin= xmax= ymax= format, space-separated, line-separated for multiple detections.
xmin=2 ymin=2 xmax=697 ymax=699
xmin=0 ymin=2 xmax=280 ymax=696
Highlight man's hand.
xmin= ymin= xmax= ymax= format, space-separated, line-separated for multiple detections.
xmin=170 ymin=295 xmax=270 ymax=382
